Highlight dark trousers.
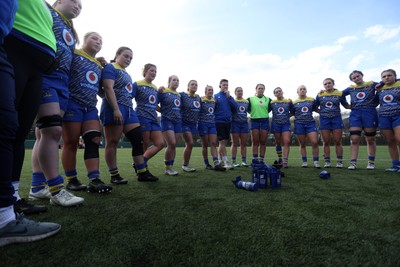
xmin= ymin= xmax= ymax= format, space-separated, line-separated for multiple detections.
xmin=0 ymin=45 xmax=18 ymax=208
xmin=4 ymin=35 xmax=54 ymax=185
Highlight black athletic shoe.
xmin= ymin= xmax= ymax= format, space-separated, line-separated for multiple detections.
xmin=205 ymin=164 xmax=213 ymax=170
xmin=14 ymin=199 xmax=48 ymax=215
xmin=87 ymin=179 xmax=113 ymax=193
xmin=110 ymin=174 xmax=128 ymax=185
xmin=214 ymin=164 xmax=226 ymax=171
xmin=137 ymin=170 xmax=159 ymax=182
xmin=66 ymin=178 xmax=87 ymax=191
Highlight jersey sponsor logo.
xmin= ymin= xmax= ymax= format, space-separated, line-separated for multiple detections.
xmin=383 ymin=94 xmax=394 ymax=103
xmin=193 ymin=101 xmax=200 ymax=108
xmin=356 ymin=92 xmax=366 ymax=100
xmin=208 ymin=107 xmax=214 ymax=114
xmin=301 ymin=106 xmax=309 ymax=113
xmin=325 ymin=101 xmax=333 ymax=108
xmin=125 ymin=83 xmax=132 ymax=93
xmin=86 ymin=71 xmax=99 ymax=85
xmin=278 ymin=107 xmax=285 ymax=114
xmin=62 ymin=29 xmax=74 ymax=46
xmin=149 ymin=94 xmax=156 ymax=104
xmin=174 ymin=99 xmax=181 ymax=107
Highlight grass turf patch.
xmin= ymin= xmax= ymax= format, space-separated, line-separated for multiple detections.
xmin=1 ymin=146 xmax=400 ymax=266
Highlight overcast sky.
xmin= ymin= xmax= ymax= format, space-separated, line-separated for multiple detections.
xmin=74 ymin=0 xmax=400 ymax=102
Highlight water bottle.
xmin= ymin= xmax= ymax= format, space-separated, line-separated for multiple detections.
xmin=232 ymin=176 xmax=258 ymax=191
xmin=269 ymin=167 xmax=282 ymax=189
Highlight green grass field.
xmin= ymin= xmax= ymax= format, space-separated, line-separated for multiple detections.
xmin=1 ymin=146 xmax=400 ymax=266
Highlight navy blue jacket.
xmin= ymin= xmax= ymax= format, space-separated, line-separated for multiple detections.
xmin=214 ymin=91 xmax=238 ymax=123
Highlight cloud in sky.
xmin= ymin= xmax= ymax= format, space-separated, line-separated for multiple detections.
xmin=364 ymin=25 xmax=400 ymax=43
xmin=336 ymin=36 xmax=358 ymax=45
xmin=74 ymin=0 xmax=400 ymax=104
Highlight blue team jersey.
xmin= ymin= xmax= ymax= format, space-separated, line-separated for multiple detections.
xmin=199 ymin=97 xmax=216 ymax=123
xmin=214 ymin=91 xmax=237 ymax=123
xmin=48 ymin=6 xmax=75 ymax=75
xmin=180 ymin=91 xmax=201 ymax=124
xmin=102 ymin=63 xmax=133 ymax=108
xmin=292 ymin=97 xmax=317 ymax=123
xmin=133 ymin=79 xmax=159 ymax=122
xmin=315 ymin=90 xmax=349 ymax=119
xmin=270 ymin=99 xmax=293 ymax=124
xmin=342 ymin=81 xmax=379 ymax=109
xmin=68 ymin=49 xmax=102 ymax=107
xmin=232 ymin=98 xmax=249 ymax=123
xmin=0 ymin=0 xmax=17 ymax=44
xmin=158 ymin=89 xmax=182 ymax=122
xmin=377 ymin=81 xmax=400 ymax=117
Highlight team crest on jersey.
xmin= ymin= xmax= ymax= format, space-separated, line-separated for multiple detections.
xmin=239 ymin=106 xmax=245 ymax=112
xmin=301 ymin=106 xmax=309 ymax=113
xmin=86 ymin=71 xmax=98 ymax=85
xmin=149 ymin=95 xmax=156 ymax=104
xmin=383 ymin=94 xmax=394 ymax=103
xmin=325 ymin=101 xmax=333 ymax=108
xmin=174 ymin=99 xmax=181 ymax=107
xmin=356 ymin=92 xmax=366 ymax=100
xmin=278 ymin=107 xmax=285 ymax=114
xmin=208 ymin=107 xmax=214 ymax=114
xmin=62 ymin=29 xmax=74 ymax=46
xmin=125 ymin=83 xmax=132 ymax=93
xmin=259 ymin=100 xmax=263 ymax=104
xmin=193 ymin=101 xmax=200 ymax=108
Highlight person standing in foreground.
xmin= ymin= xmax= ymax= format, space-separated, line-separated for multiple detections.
xmin=101 ymin=48 xmax=158 ymax=183
xmin=230 ymin=87 xmax=249 ymax=167
xmin=315 ymin=78 xmax=350 ymax=168
xmin=270 ymin=87 xmax=293 ymax=168
xmin=0 ymin=0 xmax=60 ymax=247
xmin=61 ymin=32 xmax=112 ymax=193
xmin=29 ymin=0 xmax=84 ymax=207
xmin=214 ymin=79 xmax=237 ymax=169
xmin=199 ymin=86 xmax=226 ymax=171
xmin=158 ymin=75 xmax=182 ymax=176
xmin=133 ymin=63 xmax=164 ymax=167
xmin=247 ymin=84 xmax=271 ymax=163
xmin=180 ymin=80 xmax=201 ymax=172
xmin=342 ymin=70 xmax=378 ymax=170
xmin=376 ymin=69 xmax=400 ymax=172
xmin=292 ymin=85 xmax=321 ymax=168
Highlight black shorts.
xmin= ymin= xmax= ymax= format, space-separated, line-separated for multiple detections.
xmin=216 ymin=122 xmax=231 ymax=141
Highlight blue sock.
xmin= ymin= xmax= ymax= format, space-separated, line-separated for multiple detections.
xmin=31 ymin=172 xmax=47 ymax=193
xmin=109 ymin=167 xmax=119 ymax=177
xmin=302 ymin=157 xmax=307 ymax=162
xmin=392 ymin=160 xmax=400 ymax=167
xmin=47 ymin=175 xmax=64 ymax=196
xmin=165 ymin=160 xmax=173 ymax=168
xmin=65 ymin=169 xmax=77 ymax=182
xmin=213 ymin=157 xmax=219 ymax=165
xmin=88 ymin=170 xmax=100 ymax=180
xmin=136 ymin=163 xmax=146 ymax=173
